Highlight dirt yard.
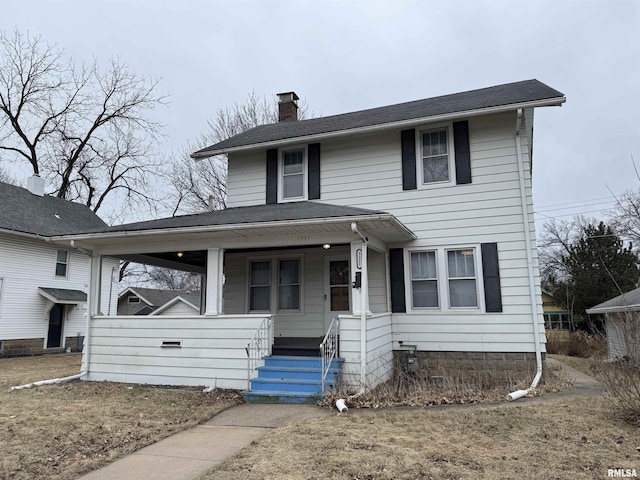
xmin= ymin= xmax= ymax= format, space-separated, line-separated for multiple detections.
xmin=0 ymin=354 xmax=242 ymax=480
xmin=199 ymin=397 xmax=640 ymax=480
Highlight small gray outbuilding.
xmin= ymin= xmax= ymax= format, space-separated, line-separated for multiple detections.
xmin=587 ymin=287 xmax=640 ymax=363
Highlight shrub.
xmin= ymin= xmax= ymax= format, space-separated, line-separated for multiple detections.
xmin=593 ymin=361 xmax=640 ymax=423
xmin=545 ymin=330 xmax=606 ymax=358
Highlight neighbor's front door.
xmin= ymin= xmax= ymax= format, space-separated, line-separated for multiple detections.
xmin=324 ymin=257 xmax=351 ymax=331
xmin=47 ymin=303 xmax=64 ymax=349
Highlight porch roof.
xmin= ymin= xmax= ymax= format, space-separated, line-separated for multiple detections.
xmin=38 ymin=287 xmax=87 ymax=304
xmin=53 ymin=201 xmax=416 ymax=249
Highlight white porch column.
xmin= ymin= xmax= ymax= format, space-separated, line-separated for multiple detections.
xmin=205 ymin=248 xmax=224 ymax=315
xmin=88 ymin=254 xmax=102 ymax=317
xmin=350 ymin=240 xmax=369 ymax=315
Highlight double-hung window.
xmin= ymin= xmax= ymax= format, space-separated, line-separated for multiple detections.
xmin=55 ymin=250 xmax=69 ymax=277
xmin=408 ymin=247 xmax=481 ymax=311
xmin=281 ymin=148 xmax=306 ymax=201
xmin=421 ymin=127 xmax=450 ymax=184
xmin=410 ymin=251 xmax=438 ymax=308
xmin=447 ymin=249 xmax=478 ymax=308
xmin=278 ymin=259 xmax=300 ymax=310
xmin=249 ymin=257 xmax=302 ymax=312
xmin=249 ymin=260 xmax=271 ymax=311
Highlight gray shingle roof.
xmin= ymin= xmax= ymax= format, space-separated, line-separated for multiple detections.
xmin=122 ymin=287 xmax=201 ymax=308
xmin=79 ymin=202 xmax=386 ymax=234
xmin=38 ymin=287 xmax=87 ymax=302
xmin=193 ymin=79 xmax=564 ymax=157
xmin=587 ymin=287 xmax=640 ymax=313
xmin=0 ymin=181 xmax=107 ymax=236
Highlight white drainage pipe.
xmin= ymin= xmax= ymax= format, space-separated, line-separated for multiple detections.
xmin=336 ymin=398 xmax=348 ymax=412
xmin=507 ymin=108 xmax=544 ymax=402
xmin=9 ymin=372 xmax=86 ymax=392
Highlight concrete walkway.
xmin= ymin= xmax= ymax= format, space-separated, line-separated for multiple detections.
xmin=76 ymin=404 xmax=331 ymax=480
xmin=76 ymin=358 xmax=604 ymax=480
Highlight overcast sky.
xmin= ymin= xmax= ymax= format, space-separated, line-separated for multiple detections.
xmin=2 ymin=0 xmax=639 ymax=235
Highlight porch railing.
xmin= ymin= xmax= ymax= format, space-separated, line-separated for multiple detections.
xmin=320 ymin=317 xmax=339 ymax=393
xmin=245 ymin=316 xmax=274 ymax=391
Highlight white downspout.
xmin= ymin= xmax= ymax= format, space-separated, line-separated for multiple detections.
xmin=351 ymin=222 xmax=368 ymax=393
xmin=508 ymin=108 xmax=544 ymax=401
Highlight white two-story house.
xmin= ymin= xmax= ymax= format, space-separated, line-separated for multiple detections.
xmin=0 ymin=179 xmax=118 ymax=357
xmin=53 ymin=80 xmax=565 ymax=402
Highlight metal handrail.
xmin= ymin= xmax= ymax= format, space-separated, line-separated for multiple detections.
xmin=245 ymin=316 xmax=274 ymax=391
xmin=320 ymin=317 xmax=339 ymax=392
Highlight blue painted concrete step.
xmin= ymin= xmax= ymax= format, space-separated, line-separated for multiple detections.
xmin=243 ymin=355 xmax=344 ymax=404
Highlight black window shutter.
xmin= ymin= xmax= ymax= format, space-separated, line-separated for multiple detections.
xmin=453 ymin=121 xmax=471 ymax=185
xmin=389 ymin=248 xmax=406 ymax=313
xmin=401 ymin=129 xmax=417 ymax=190
xmin=481 ymin=243 xmax=502 ymax=312
xmin=266 ymin=148 xmax=278 ymax=204
xmin=308 ymin=143 xmax=321 ymax=200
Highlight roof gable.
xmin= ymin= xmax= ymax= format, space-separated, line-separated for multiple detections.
xmin=193 ymin=79 xmax=565 ymax=157
xmin=0 ymin=181 xmax=107 ymax=237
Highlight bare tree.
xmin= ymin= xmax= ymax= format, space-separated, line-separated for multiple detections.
xmin=0 ymin=30 xmax=166 ymax=219
xmin=167 ymin=90 xmax=309 ymax=216
xmin=0 ymin=165 xmax=14 ymax=184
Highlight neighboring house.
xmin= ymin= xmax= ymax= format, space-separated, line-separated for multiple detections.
xmin=0 ymin=179 xmax=118 ymax=357
xmin=118 ymin=287 xmax=201 ymax=316
xmin=542 ymin=289 xmax=572 ymax=331
xmin=53 ymin=79 xmax=565 ymax=400
xmin=587 ymin=287 xmax=640 ymax=363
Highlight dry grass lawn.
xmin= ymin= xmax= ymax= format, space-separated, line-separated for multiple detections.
xmin=200 ymin=397 xmax=640 ymax=480
xmin=548 ymin=354 xmax=597 ymax=378
xmin=0 ymin=354 xmax=242 ymax=480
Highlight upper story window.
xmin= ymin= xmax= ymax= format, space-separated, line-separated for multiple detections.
xmin=280 ymin=147 xmax=307 ymax=201
xmin=127 ymin=296 xmax=140 ymax=304
xmin=420 ymin=126 xmax=452 ymax=185
xmin=55 ymin=250 xmax=69 ymax=277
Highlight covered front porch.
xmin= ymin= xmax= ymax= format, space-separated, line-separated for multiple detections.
xmin=56 ymin=202 xmax=415 ymax=398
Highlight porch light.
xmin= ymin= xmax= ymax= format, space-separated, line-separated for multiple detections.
xmin=323 ymin=244 xmax=331 ymax=250
xmin=177 ymin=251 xmax=184 ymax=258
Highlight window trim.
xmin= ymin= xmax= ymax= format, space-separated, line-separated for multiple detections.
xmin=405 ymin=245 xmax=485 ymax=313
xmin=415 ymin=122 xmax=456 ymax=187
xmin=278 ymin=145 xmax=308 ymax=202
xmin=55 ymin=249 xmax=69 ymax=278
xmin=127 ymin=296 xmax=141 ymax=304
xmin=247 ymin=254 xmax=304 ymax=314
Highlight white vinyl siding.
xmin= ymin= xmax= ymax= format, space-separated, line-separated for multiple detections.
xmin=85 ymin=314 xmax=269 ymax=389
xmin=0 ymin=277 xmax=4 ymax=318
xmin=224 ymin=110 xmax=544 ymax=354
xmin=0 ymin=233 xmax=119 ymax=343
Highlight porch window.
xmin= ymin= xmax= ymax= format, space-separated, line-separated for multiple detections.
xmin=249 ymin=260 xmax=271 ymax=311
xmin=55 ymin=250 xmax=69 ymax=277
xmin=447 ymin=249 xmax=478 ymax=308
xmin=278 ymin=259 xmax=300 ymax=310
xmin=410 ymin=251 xmax=438 ymax=308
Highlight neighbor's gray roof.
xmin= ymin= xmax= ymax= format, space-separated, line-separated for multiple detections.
xmin=193 ymin=79 xmax=565 ymax=157
xmin=79 ymin=202 xmax=387 ymax=235
xmin=38 ymin=287 xmax=87 ymax=303
xmin=586 ymin=286 xmax=640 ymax=314
xmin=0 ymin=181 xmax=107 ymax=236
xmin=121 ymin=287 xmax=200 ymax=308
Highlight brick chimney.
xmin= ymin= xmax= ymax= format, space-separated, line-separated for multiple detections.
xmin=277 ymin=92 xmax=299 ymax=122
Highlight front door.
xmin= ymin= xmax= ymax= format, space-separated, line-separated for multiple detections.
xmin=47 ymin=304 xmax=64 ymax=349
xmin=324 ymin=257 xmax=351 ymax=331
